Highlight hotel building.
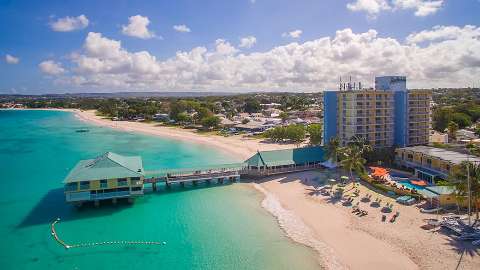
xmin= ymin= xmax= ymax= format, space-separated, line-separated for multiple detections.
xmin=323 ymin=76 xmax=431 ymax=147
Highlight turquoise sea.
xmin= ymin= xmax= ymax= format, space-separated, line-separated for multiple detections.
xmin=0 ymin=110 xmax=319 ymax=270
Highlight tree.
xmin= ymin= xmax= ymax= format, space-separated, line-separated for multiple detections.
xmin=340 ymin=145 xmax=367 ymax=181
xmin=432 ymin=107 xmax=454 ymax=132
xmin=449 ymin=161 xmax=480 ymax=220
xmin=451 ymin=112 xmax=472 ymax=129
xmin=279 ymin=112 xmax=289 ymax=123
xmin=307 ymin=124 xmax=322 ymax=145
xmin=447 ymin=121 xmax=459 ymax=142
xmin=347 ymin=136 xmax=372 ymax=155
xmin=201 ymin=116 xmax=221 ymax=129
xmin=325 ymin=137 xmax=341 ymax=165
xmin=176 ymin=112 xmax=191 ymax=124
xmin=285 ymin=124 xmax=305 ymax=146
xmin=241 ymin=118 xmax=250 ymax=124
xmin=243 ymin=98 xmax=261 ymax=113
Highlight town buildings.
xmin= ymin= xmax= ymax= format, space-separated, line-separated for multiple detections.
xmin=323 ymin=76 xmax=432 ymax=148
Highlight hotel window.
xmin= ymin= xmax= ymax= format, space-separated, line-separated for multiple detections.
xmin=117 ymin=178 xmax=128 ymax=187
xmin=407 ymin=154 xmax=413 ymax=160
xmin=79 ymin=181 xmax=90 ymax=190
xmin=100 ymin=179 xmax=108 ymax=188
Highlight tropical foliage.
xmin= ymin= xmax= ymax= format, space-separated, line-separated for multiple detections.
xmin=449 ymin=161 xmax=480 ymax=220
xmin=306 ymin=124 xmax=322 ymax=145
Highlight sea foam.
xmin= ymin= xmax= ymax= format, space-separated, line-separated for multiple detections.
xmin=253 ymin=183 xmax=346 ymax=270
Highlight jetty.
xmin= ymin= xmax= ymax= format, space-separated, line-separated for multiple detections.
xmin=62 ymin=146 xmax=326 ymax=206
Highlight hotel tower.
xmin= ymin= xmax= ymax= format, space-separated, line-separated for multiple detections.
xmin=323 ymin=76 xmax=431 ymax=148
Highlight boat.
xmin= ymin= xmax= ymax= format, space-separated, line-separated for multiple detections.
xmin=75 ymin=129 xmax=90 ymax=133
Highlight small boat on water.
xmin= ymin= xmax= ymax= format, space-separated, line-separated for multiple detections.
xmin=75 ymin=128 xmax=90 ymax=133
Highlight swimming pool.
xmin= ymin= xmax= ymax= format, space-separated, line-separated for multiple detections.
xmin=398 ymin=180 xmax=426 ymax=190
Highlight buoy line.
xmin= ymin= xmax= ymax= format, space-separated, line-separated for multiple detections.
xmin=51 ymin=218 xmax=166 ymax=250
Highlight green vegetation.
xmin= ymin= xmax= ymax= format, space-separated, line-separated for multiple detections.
xmin=263 ymin=124 xmax=306 ymax=145
xmin=449 ymin=161 xmax=480 ymax=220
xmin=201 ymin=115 xmax=221 ymax=129
xmin=431 ymin=88 xmax=480 ymax=133
xmin=325 ymin=137 xmax=341 ymax=164
xmin=306 ymin=124 xmax=322 ymax=145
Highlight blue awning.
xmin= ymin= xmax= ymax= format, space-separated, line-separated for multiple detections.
xmin=415 ymin=167 xmax=445 ymax=177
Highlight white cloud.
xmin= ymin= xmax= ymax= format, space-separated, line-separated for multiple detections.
xmin=239 ymin=36 xmax=257 ymax=48
xmin=50 ymin=15 xmax=89 ymax=32
xmin=282 ymin=30 xmax=302 ymax=38
xmin=50 ymin=26 xmax=480 ymax=91
xmin=39 ymin=60 xmax=65 ymax=75
xmin=173 ymin=24 xmax=191 ymax=33
xmin=393 ymin=0 xmax=443 ymax=17
xmin=5 ymin=54 xmax=19 ymax=64
xmin=347 ymin=0 xmax=443 ymax=17
xmin=347 ymin=0 xmax=391 ymax=17
xmin=406 ymin=25 xmax=480 ymax=44
xmin=121 ymin=15 xmax=155 ymax=39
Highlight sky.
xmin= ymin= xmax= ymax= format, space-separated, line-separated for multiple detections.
xmin=0 ymin=0 xmax=479 ymax=94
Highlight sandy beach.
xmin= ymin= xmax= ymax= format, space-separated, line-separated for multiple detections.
xmin=61 ymin=109 xmax=480 ymax=269
xmin=258 ymin=170 xmax=480 ymax=270
xmin=73 ymin=109 xmax=297 ymax=160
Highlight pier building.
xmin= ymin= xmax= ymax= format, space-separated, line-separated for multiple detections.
xmin=63 ymin=152 xmax=144 ymax=205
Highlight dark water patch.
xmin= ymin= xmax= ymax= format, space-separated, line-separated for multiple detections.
xmin=17 ymin=188 xmax=134 ymax=228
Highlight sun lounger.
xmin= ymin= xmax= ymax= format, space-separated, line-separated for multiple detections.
xmin=390 ymin=211 xmax=400 ymax=223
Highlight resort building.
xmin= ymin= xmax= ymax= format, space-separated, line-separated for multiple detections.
xmin=63 ymin=152 xmax=145 ymax=205
xmin=323 ymin=76 xmax=432 ymax=147
xmin=394 ymin=146 xmax=480 ymax=184
xmin=244 ymin=146 xmax=325 ymax=176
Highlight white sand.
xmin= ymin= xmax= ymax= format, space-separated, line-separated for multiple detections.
xmin=258 ymin=170 xmax=480 ymax=270
xmin=40 ymin=108 xmax=479 ymax=269
xmin=73 ymin=110 xmax=297 ymax=160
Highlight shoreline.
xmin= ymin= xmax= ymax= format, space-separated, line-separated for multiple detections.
xmin=9 ymin=108 xmax=479 ymax=269
xmin=72 ymin=109 xmax=299 ymax=160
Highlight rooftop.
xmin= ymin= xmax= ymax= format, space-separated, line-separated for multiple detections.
xmin=400 ymin=146 xmax=480 ymax=165
xmin=63 ymin=152 xmax=144 ymax=183
xmin=246 ymin=146 xmax=325 ymax=167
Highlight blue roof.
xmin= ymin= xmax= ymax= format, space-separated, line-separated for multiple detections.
xmin=415 ymin=167 xmax=445 ymax=177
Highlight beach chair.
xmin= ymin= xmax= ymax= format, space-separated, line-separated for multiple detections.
xmin=390 ymin=212 xmax=400 ymax=223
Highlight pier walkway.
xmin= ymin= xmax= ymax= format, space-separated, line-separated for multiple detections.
xmin=145 ymin=163 xmax=245 ymax=189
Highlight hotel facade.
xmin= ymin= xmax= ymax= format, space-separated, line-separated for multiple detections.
xmin=323 ymin=76 xmax=431 ymax=148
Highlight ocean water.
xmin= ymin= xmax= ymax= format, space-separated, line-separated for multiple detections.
xmin=0 ymin=110 xmax=319 ymax=270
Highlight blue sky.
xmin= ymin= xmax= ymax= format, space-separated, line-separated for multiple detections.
xmin=1 ymin=0 xmax=479 ymax=93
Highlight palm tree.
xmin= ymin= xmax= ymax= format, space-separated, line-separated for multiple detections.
xmin=325 ymin=137 xmax=341 ymax=165
xmin=348 ymin=136 xmax=373 ymax=155
xmin=449 ymin=161 xmax=480 ymax=221
xmin=447 ymin=121 xmax=459 ymax=143
xmin=340 ymin=145 xmax=367 ymax=182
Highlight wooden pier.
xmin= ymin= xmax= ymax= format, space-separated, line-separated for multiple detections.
xmin=145 ymin=163 xmax=244 ymax=190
